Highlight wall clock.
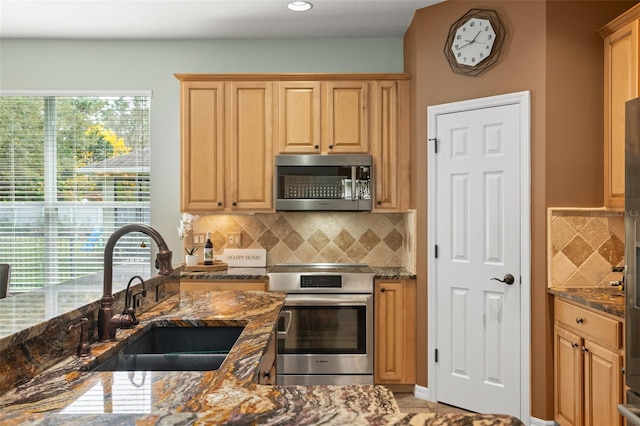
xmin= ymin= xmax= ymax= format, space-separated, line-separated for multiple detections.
xmin=443 ymin=9 xmax=506 ymax=77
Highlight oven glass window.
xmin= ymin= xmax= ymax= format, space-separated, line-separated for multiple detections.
xmin=278 ymin=306 xmax=366 ymax=354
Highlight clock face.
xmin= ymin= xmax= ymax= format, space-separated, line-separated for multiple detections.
xmin=450 ymin=18 xmax=496 ymax=67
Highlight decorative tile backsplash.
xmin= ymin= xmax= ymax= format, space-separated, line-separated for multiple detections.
xmin=548 ymin=208 xmax=625 ymax=288
xmin=187 ymin=211 xmax=415 ymax=269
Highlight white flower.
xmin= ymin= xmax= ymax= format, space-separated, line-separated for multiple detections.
xmin=178 ymin=213 xmax=199 ymax=239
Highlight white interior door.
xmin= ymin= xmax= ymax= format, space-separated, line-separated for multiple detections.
xmin=427 ymin=92 xmax=530 ymax=420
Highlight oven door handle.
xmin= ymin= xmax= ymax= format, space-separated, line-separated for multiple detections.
xmin=277 ymin=310 xmax=292 ymax=339
xmin=283 ymin=294 xmax=371 ymax=306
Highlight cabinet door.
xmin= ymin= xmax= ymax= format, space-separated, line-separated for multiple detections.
xmin=371 ymin=80 xmax=410 ymax=212
xmin=554 ymin=326 xmax=583 ymax=426
xmin=604 ymin=20 xmax=639 ymax=208
xmin=374 ymin=279 xmax=416 ymax=384
xmin=227 ymin=82 xmax=274 ymax=211
xmin=583 ymin=341 xmax=622 ymax=426
xmin=277 ymin=81 xmax=321 ymax=154
xmin=323 ymin=81 xmax=369 ymax=153
xmin=180 ymin=81 xmax=226 ymax=212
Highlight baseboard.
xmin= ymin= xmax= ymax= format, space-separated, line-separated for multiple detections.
xmin=529 ymin=417 xmax=555 ymax=426
xmin=414 ymin=384 xmax=430 ymax=401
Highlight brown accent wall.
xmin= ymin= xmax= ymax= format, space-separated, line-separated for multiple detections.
xmin=404 ymin=0 xmax=635 ymax=421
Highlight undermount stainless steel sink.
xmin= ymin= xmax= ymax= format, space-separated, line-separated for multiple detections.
xmin=93 ymin=326 xmax=244 ymax=372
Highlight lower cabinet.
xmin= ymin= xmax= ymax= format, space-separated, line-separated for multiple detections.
xmin=180 ymin=279 xmax=268 ymax=292
xmin=374 ymin=279 xmax=416 ymax=385
xmin=554 ymin=298 xmax=623 ymax=426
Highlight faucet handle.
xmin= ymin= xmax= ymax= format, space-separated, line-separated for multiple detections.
xmin=69 ymin=317 xmax=91 ymax=357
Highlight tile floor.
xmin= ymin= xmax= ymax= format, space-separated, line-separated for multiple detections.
xmin=393 ymin=392 xmax=472 ymax=415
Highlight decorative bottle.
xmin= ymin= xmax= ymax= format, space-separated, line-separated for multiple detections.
xmin=204 ymin=232 xmax=214 ymax=265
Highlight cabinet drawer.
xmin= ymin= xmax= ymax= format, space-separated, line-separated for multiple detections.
xmin=555 ymin=299 xmax=622 ymax=349
xmin=180 ymin=280 xmax=267 ymax=291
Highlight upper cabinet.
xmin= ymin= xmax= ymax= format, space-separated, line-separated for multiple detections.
xmin=600 ymin=5 xmax=640 ymax=209
xmin=227 ymin=82 xmax=274 ymax=211
xmin=371 ymin=80 xmax=411 ymax=212
xmin=277 ymin=80 xmax=369 ymax=154
xmin=277 ymin=81 xmax=322 ymax=154
xmin=176 ymin=73 xmax=411 ymax=213
xmin=179 ymin=81 xmax=226 ymax=212
xmin=178 ymin=78 xmax=274 ymax=212
xmin=323 ymin=81 xmax=370 ymax=154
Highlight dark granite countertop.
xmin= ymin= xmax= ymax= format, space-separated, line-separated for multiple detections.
xmin=180 ymin=265 xmax=416 ymax=281
xmin=0 ymin=288 xmax=522 ymax=425
xmin=548 ymin=287 xmax=625 ymax=319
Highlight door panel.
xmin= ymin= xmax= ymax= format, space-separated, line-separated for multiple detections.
xmin=435 ymin=103 xmax=521 ymax=416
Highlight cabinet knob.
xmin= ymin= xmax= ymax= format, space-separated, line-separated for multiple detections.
xmin=217 ymin=202 xmax=222 ymax=207
xmin=232 ymin=202 xmax=237 ymax=207
xmin=377 ymin=201 xmax=382 ymax=205
xmin=571 ymin=342 xmax=579 ymax=349
xmin=380 ymin=287 xmax=386 ymax=293
xmin=582 ymin=346 xmax=589 ymax=353
xmin=262 ymin=371 xmax=271 ymax=379
xmin=576 ymin=317 xmax=584 ymax=324
xmin=314 ymin=145 xmax=319 ymax=150
xmin=328 ymin=144 xmax=334 ymax=149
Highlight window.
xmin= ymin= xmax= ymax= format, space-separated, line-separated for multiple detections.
xmin=0 ymin=94 xmax=151 ymax=292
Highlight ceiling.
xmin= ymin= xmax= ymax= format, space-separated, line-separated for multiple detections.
xmin=0 ymin=0 xmax=443 ymax=40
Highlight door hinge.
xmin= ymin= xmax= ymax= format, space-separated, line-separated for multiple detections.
xmin=428 ymin=137 xmax=438 ymax=153
xmin=435 ymin=348 xmax=439 ymax=363
xmin=434 ymin=245 xmax=438 ymax=258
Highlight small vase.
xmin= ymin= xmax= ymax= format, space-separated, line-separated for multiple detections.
xmin=185 ymin=254 xmax=198 ymax=266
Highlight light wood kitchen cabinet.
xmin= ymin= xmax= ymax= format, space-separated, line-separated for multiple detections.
xmin=323 ymin=81 xmax=370 ymax=154
xmin=177 ymin=73 xmax=410 ymax=213
xmin=600 ymin=5 xmax=640 ymax=209
xmin=374 ymin=279 xmax=416 ymax=385
xmin=277 ymin=81 xmax=322 ymax=154
xmin=553 ymin=298 xmax=623 ymax=426
xmin=177 ymin=76 xmax=274 ymax=213
xmin=371 ymin=80 xmax=411 ymax=212
xmin=227 ymin=82 xmax=274 ymax=211
xmin=180 ymin=280 xmax=268 ymax=292
xmin=179 ymin=81 xmax=226 ymax=212
xmin=277 ymin=80 xmax=369 ymax=154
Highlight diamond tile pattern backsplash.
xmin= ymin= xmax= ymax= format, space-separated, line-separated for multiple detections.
xmin=549 ymin=209 xmax=624 ymax=287
xmin=189 ymin=211 xmax=415 ymax=268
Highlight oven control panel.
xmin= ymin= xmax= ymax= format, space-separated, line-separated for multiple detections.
xmin=300 ymin=275 xmax=342 ymax=288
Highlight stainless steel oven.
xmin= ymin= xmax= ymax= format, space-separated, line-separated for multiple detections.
xmin=268 ymin=263 xmax=374 ymax=385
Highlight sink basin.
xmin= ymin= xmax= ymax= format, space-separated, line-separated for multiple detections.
xmin=93 ymin=326 xmax=244 ymax=372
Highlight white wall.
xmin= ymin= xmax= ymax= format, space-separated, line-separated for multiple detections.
xmin=0 ymin=38 xmax=404 ymax=260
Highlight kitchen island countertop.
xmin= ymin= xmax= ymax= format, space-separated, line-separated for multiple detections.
xmin=0 ymin=289 xmax=522 ymax=425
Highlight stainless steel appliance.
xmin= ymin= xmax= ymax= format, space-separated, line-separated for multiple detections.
xmin=621 ymin=98 xmax=640 ymax=425
xmin=267 ymin=263 xmax=375 ymax=385
xmin=274 ymin=154 xmax=372 ymax=211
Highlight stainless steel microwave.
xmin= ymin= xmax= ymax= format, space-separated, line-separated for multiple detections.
xmin=274 ymin=154 xmax=373 ymax=211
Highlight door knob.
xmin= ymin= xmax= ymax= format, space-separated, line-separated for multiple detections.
xmin=491 ymin=274 xmax=515 ymax=285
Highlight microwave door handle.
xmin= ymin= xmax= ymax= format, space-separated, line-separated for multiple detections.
xmin=351 ymin=166 xmax=357 ymax=200
xmin=277 ymin=310 xmax=292 ymax=339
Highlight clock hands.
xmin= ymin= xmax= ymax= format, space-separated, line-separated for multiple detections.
xmin=456 ymin=30 xmax=483 ymax=50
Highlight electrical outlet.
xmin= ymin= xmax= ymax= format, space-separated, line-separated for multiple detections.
xmin=193 ymin=233 xmax=206 ymax=248
xmin=227 ymin=232 xmax=242 ymax=248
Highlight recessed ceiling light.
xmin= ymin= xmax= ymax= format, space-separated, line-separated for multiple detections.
xmin=288 ymin=1 xmax=313 ymax=12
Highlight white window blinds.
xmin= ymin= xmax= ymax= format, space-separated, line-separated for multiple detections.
xmin=0 ymin=96 xmax=151 ymax=292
